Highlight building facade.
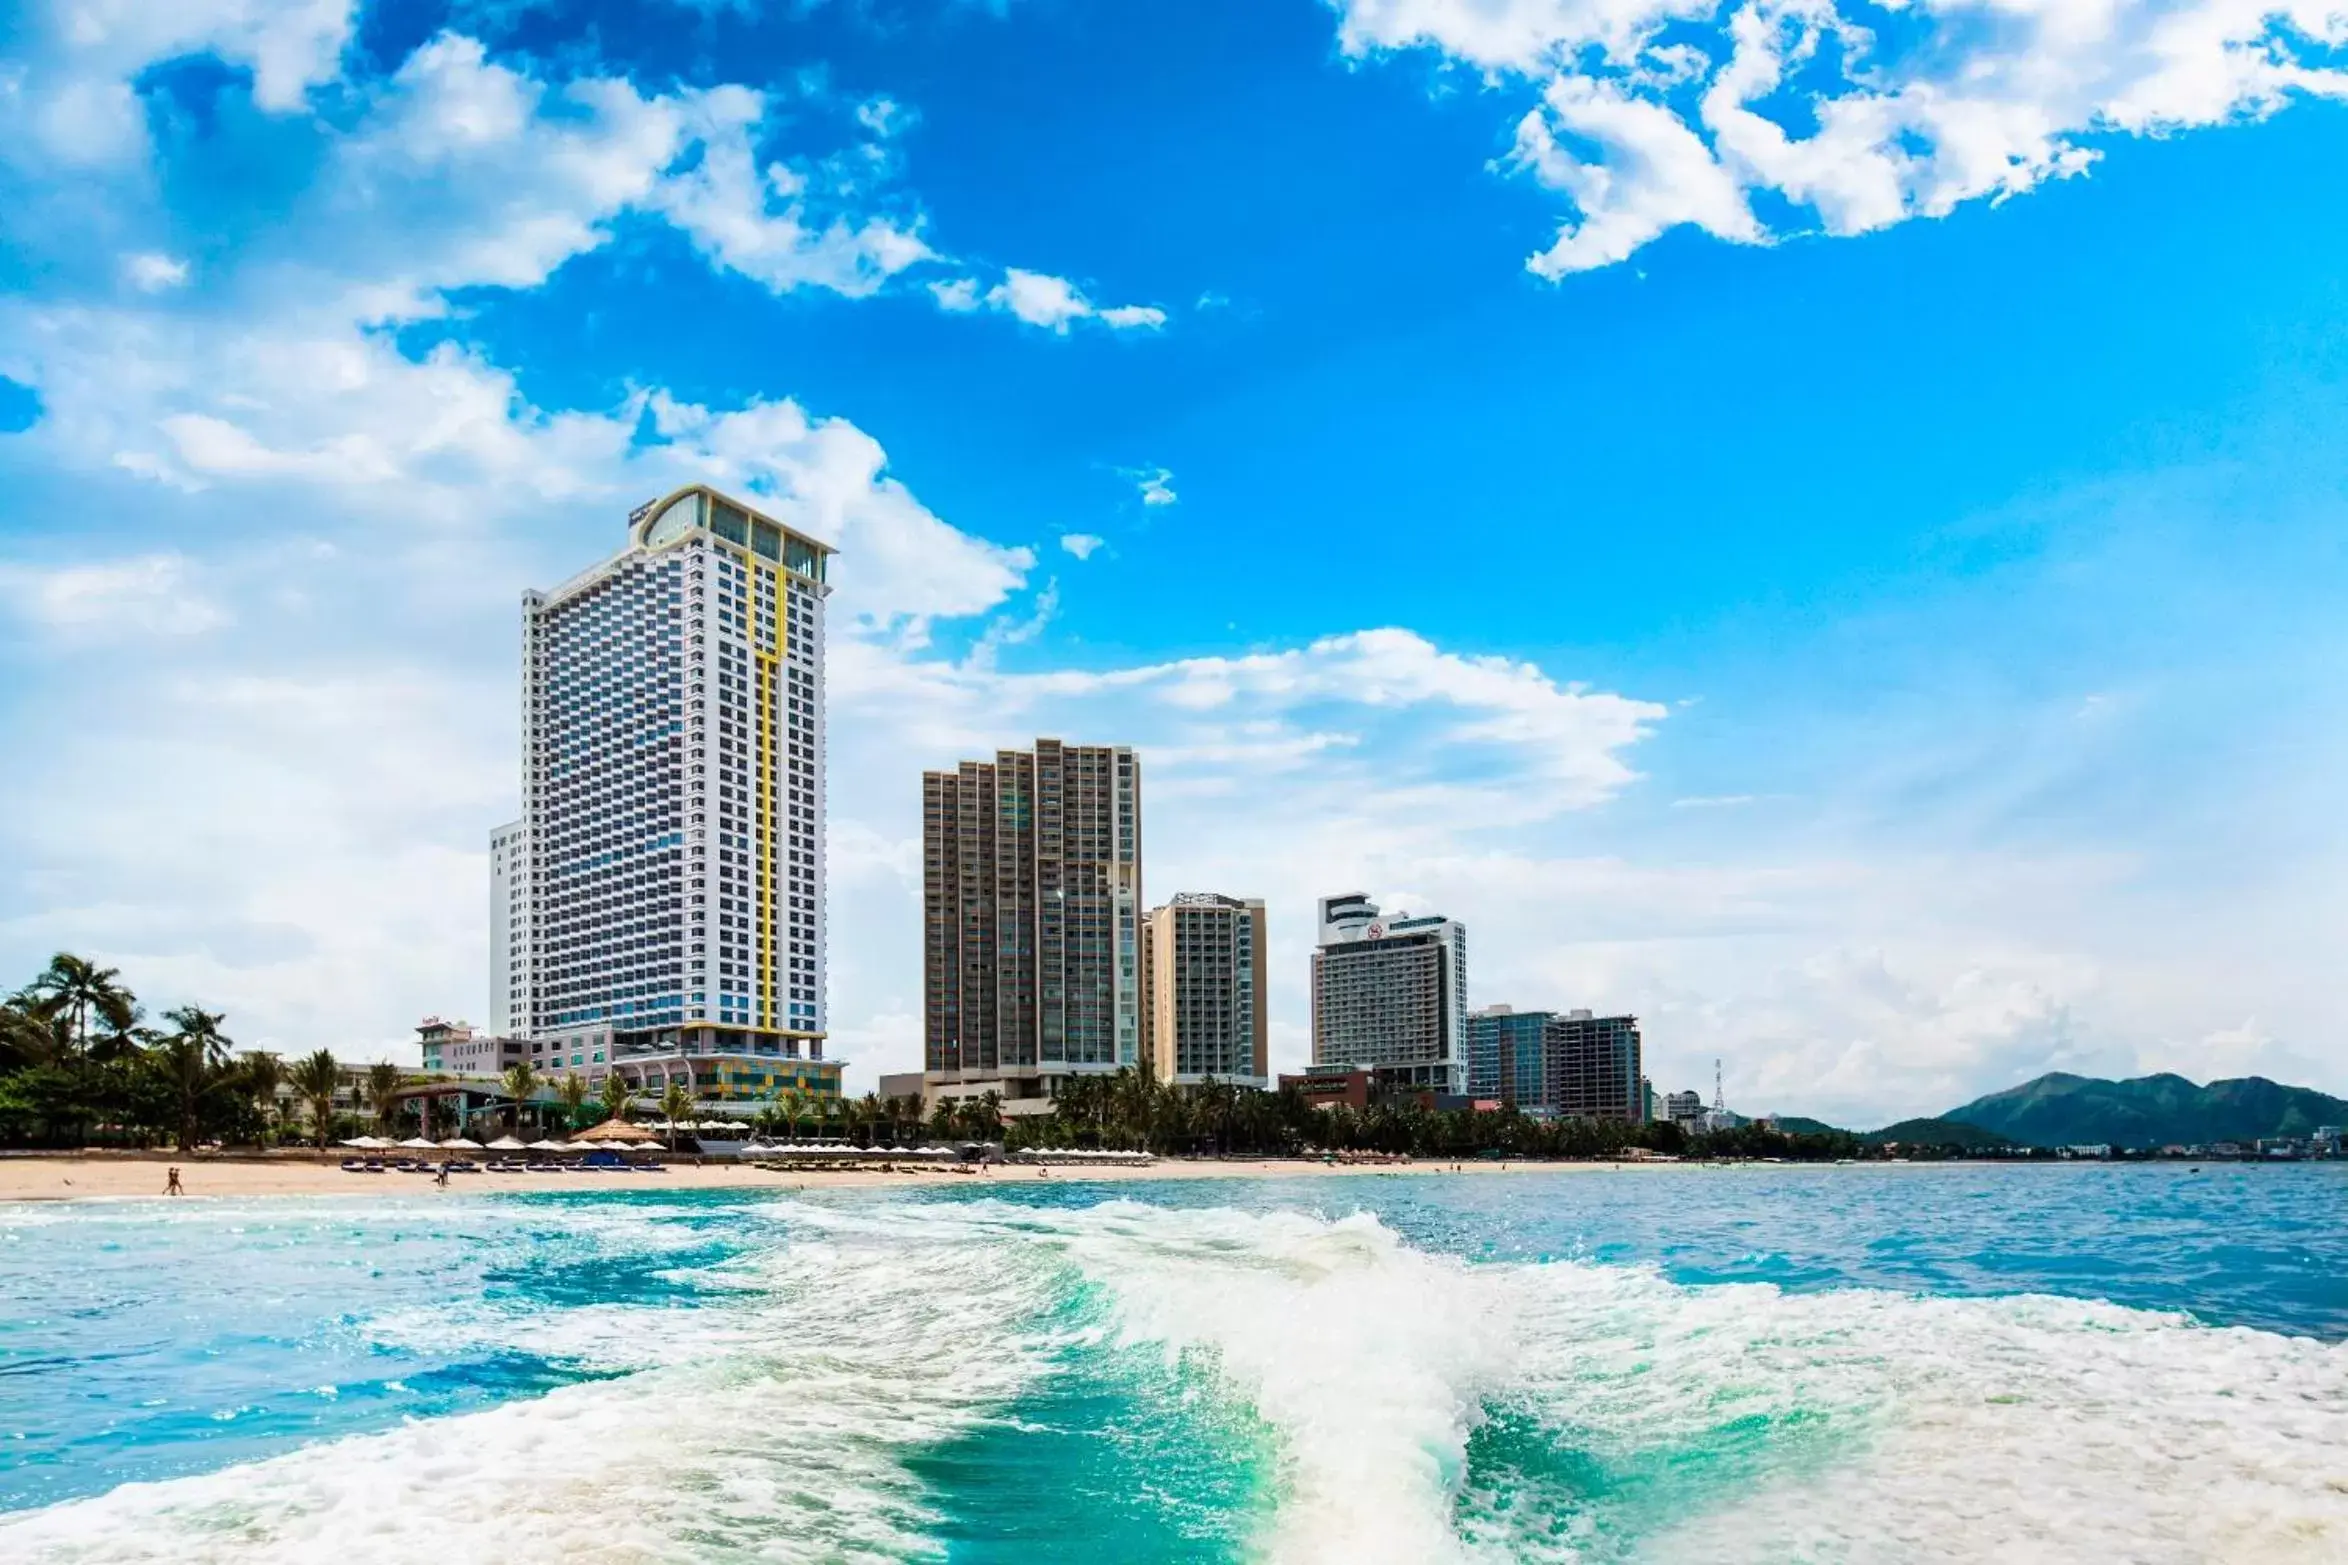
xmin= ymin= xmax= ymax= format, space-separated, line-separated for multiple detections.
xmin=921 ymin=740 xmax=1142 ymax=1112
xmin=505 ymin=484 xmax=843 ymax=1110
xmin=1467 ymin=1005 xmax=1548 ymax=1105
xmin=489 ymin=820 xmax=529 ymax=1036
xmin=1309 ymin=893 xmax=1468 ymax=1094
xmin=417 ymin=1017 xmax=528 ymax=1078
xmin=1140 ymin=893 xmax=1267 ymax=1088
xmin=1551 ymin=1010 xmax=1644 ymax=1122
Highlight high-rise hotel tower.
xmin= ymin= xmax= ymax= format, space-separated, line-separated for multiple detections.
xmin=921 ymin=740 xmax=1141 ymax=1113
xmin=494 ymin=484 xmax=843 ymax=1107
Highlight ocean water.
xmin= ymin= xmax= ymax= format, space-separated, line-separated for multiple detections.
xmin=2 ymin=1165 xmax=2343 ymax=1562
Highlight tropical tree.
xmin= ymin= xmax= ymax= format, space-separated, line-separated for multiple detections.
xmin=553 ymin=1071 xmax=589 ymax=1133
xmin=155 ymin=1005 xmax=232 ymax=1152
xmin=779 ymin=1086 xmax=806 ymax=1144
xmin=500 ymin=1061 xmax=539 ymax=1137
xmin=365 ymin=1061 xmax=405 ymax=1135
xmin=26 ymin=954 xmax=137 ymax=1060
xmin=658 ymin=1081 xmax=693 ymax=1149
xmin=929 ymin=1094 xmax=958 ymax=1143
xmin=239 ymin=1050 xmax=285 ymax=1141
xmin=0 ymin=992 xmax=64 ymax=1072
xmin=599 ymin=1069 xmax=635 ymax=1123
xmin=290 ymin=1049 xmax=342 ymax=1149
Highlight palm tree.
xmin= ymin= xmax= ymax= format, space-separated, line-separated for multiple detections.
xmin=779 ymin=1086 xmax=806 ymax=1144
xmin=658 ymin=1080 xmax=693 ymax=1150
xmin=500 ymin=1061 xmax=539 ymax=1137
xmin=553 ymin=1071 xmax=589 ymax=1133
xmin=27 ymin=953 xmax=137 ymax=1060
xmin=155 ymin=1006 xmax=232 ymax=1152
xmin=290 ymin=1049 xmax=342 ymax=1150
xmin=0 ymin=992 xmax=63 ymax=1072
xmin=600 ymin=1069 xmax=635 ymax=1123
xmin=239 ymin=1050 xmax=285 ymax=1142
xmin=365 ymin=1061 xmax=404 ymax=1135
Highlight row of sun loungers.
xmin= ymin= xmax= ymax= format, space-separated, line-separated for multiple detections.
xmin=338 ymin=1158 xmax=666 ymax=1174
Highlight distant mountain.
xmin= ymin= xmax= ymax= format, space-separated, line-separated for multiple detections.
xmin=1861 ymin=1117 xmax=2013 ymax=1150
xmin=1769 ymin=1116 xmax=1844 ymax=1137
xmin=1944 ymin=1072 xmax=2348 ymax=1149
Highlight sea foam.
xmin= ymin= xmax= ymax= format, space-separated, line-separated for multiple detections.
xmin=5 ymin=1192 xmax=2343 ymax=1563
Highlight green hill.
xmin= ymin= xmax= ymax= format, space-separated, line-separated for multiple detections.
xmin=1769 ymin=1116 xmax=1844 ymax=1137
xmin=1860 ymin=1117 xmax=2012 ymax=1150
xmin=1944 ymin=1072 xmax=2348 ymax=1149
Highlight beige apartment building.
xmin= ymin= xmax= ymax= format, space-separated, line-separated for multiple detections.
xmin=1140 ymin=893 xmax=1268 ymax=1089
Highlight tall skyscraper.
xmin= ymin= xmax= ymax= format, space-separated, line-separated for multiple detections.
xmin=1552 ymin=1010 xmax=1644 ymax=1122
xmin=1466 ymin=1004 xmax=1545 ymax=1103
xmin=1141 ymin=893 xmax=1267 ymax=1089
xmin=1467 ymin=1005 xmax=1644 ymax=1120
xmin=504 ymin=484 xmax=843 ymax=1108
xmin=488 ymin=819 xmax=528 ymax=1036
xmin=1309 ymin=892 xmax=1467 ymax=1093
xmin=921 ymin=740 xmax=1141 ymax=1112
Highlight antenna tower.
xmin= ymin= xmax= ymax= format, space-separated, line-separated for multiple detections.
xmin=1713 ymin=1058 xmax=1725 ymax=1117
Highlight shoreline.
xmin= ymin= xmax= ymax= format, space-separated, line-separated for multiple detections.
xmin=0 ymin=1151 xmax=1658 ymax=1203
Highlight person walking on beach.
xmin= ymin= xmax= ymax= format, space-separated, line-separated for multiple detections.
xmin=434 ymin=1163 xmax=450 ymax=1190
xmin=163 ymin=1167 xmax=183 ymax=1196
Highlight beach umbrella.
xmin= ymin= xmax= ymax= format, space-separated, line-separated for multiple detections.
xmin=575 ymin=1120 xmax=657 ymax=1145
xmin=441 ymin=1137 xmax=484 ymax=1150
xmin=486 ymin=1136 xmax=527 ymax=1150
xmin=698 ymin=1120 xmax=736 ymax=1132
xmin=397 ymin=1136 xmax=438 ymax=1149
xmin=526 ymin=1139 xmax=566 ymax=1151
xmin=337 ymin=1137 xmax=372 ymax=1149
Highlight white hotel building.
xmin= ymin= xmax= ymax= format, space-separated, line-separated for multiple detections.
xmin=494 ymin=484 xmax=844 ymax=1109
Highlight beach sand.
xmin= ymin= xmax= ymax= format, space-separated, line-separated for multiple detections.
xmin=0 ymin=1151 xmax=1630 ymax=1202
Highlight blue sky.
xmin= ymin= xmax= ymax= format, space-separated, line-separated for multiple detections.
xmin=4 ymin=0 xmax=2348 ymax=1123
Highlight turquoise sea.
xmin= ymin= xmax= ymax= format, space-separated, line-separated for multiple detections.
xmin=2 ymin=1165 xmax=2344 ymax=1562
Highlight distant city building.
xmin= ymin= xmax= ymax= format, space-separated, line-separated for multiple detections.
xmin=489 ymin=821 xmax=529 ymax=1035
xmin=416 ymin=1017 xmax=526 ymax=1078
xmin=1552 ymin=1010 xmax=1644 ymax=1122
xmin=877 ymin=1071 xmax=926 ymax=1103
xmin=1665 ymin=1089 xmax=1705 ymax=1126
xmin=1465 ymin=1005 xmax=1644 ymax=1121
xmin=500 ymin=484 xmax=843 ymax=1112
xmin=922 ymin=740 xmax=1143 ymax=1114
xmin=1141 ymin=893 xmax=1268 ymax=1088
xmin=1309 ymin=893 xmax=1467 ymax=1094
xmin=1279 ymin=1067 xmax=1374 ymax=1110
xmin=1467 ymin=1006 xmax=1547 ymax=1105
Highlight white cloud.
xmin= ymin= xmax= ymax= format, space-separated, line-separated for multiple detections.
xmin=1333 ymin=0 xmax=2348 ymax=275
xmin=122 ymin=253 xmax=189 ymax=292
xmin=1059 ymin=533 xmax=1105 ymax=560
xmin=645 ymin=82 xmax=935 ymax=300
xmin=0 ymin=554 xmax=228 ymax=637
xmin=1132 ymin=466 xmax=1178 ymax=506
xmin=979 ymin=268 xmax=1168 ymax=333
xmin=1 ymin=0 xmax=359 ymax=166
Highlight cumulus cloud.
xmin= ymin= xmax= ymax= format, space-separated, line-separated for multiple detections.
xmin=1332 ymin=0 xmax=2348 ymax=275
xmin=1130 ymin=466 xmax=1178 ymax=506
xmin=121 ymin=253 xmax=189 ymax=292
xmin=0 ymin=554 xmax=229 ymax=637
xmin=1059 ymin=533 xmax=1105 ymax=559
xmin=0 ymin=0 xmax=359 ymax=167
xmin=951 ymin=268 xmax=1169 ymax=333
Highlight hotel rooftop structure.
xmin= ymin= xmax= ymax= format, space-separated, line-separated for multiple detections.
xmin=1309 ymin=892 xmax=1468 ymax=1095
xmin=492 ymin=484 xmax=843 ymax=1109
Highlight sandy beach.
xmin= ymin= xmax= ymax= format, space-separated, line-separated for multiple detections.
xmin=0 ymin=1151 xmax=1635 ymax=1202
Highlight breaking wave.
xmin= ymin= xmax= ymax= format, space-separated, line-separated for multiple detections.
xmin=4 ymin=1194 xmax=2344 ymax=1562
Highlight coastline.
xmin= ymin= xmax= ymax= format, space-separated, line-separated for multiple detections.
xmin=0 ymin=1152 xmax=1646 ymax=1203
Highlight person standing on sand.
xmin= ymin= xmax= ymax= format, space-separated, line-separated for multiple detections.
xmin=164 ymin=1167 xmax=183 ymax=1196
xmin=434 ymin=1164 xmax=450 ymax=1190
